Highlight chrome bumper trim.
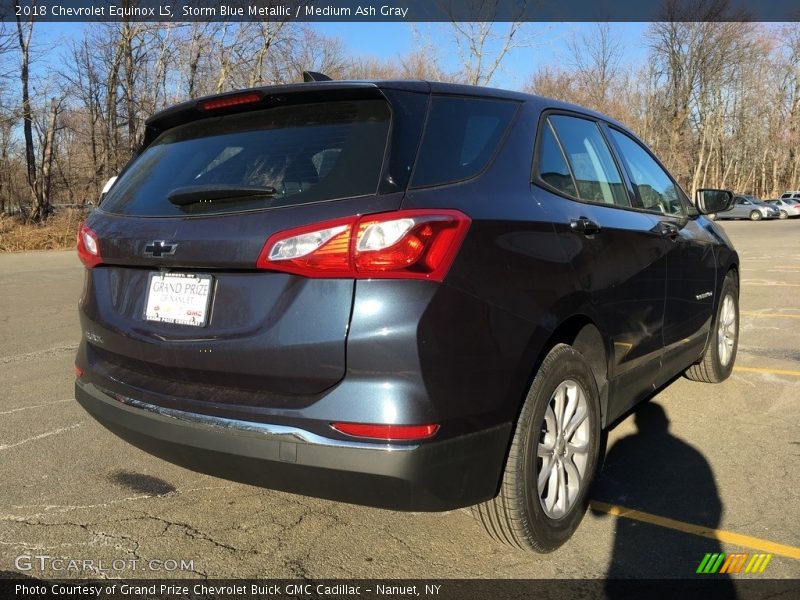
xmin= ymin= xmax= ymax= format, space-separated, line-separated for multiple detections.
xmin=91 ymin=384 xmax=418 ymax=452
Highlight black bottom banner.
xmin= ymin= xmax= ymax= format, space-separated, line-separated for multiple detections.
xmin=1 ymin=578 xmax=798 ymax=600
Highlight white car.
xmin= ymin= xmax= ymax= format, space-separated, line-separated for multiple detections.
xmin=766 ymin=198 xmax=800 ymax=219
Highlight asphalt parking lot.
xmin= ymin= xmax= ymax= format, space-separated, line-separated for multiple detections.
xmin=0 ymin=219 xmax=798 ymax=581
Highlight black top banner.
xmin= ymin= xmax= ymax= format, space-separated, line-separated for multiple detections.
xmin=3 ymin=0 xmax=800 ymax=23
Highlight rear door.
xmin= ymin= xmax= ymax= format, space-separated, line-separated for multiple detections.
xmin=535 ymin=112 xmax=669 ymax=416
xmin=81 ymin=89 xmax=423 ymax=410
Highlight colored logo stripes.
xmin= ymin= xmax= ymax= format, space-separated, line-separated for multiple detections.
xmin=696 ymin=552 xmax=772 ymax=574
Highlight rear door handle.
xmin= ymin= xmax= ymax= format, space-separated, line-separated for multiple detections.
xmin=570 ymin=217 xmax=601 ymax=236
xmin=657 ymin=221 xmax=680 ymax=239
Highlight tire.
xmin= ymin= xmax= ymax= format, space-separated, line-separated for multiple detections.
xmin=685 ymin=272 xmax=739 ymax=383
xmin=779 ymin=210 xmax=788 ymax=220
xmin=472 ymin=344 xmax=601 ymax=552
xmin=749 ymin=210 xmax=762 ymax=221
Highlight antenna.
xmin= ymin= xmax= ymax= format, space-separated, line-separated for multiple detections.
xmin=302 ymin=71 xmax=333 ymax=82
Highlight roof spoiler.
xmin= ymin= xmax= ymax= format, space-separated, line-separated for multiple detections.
xmin=303 ymin=71 xmax=332 ymax=82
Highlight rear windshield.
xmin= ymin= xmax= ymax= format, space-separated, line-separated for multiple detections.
xmin=410 ymin=96 xmax=518 ymax=188
xmin=101 ymin=100 xmax=391 ymax=216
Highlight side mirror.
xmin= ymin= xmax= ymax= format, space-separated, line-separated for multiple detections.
xmin=695 ymin=189 xmax=734 ymax=215
xmin=99 ymin=176 xmax=118 ymax=205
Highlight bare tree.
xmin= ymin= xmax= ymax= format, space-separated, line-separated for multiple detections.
xmin=0 ymin=21 xmax=17 ymax=214
xmin=14 ymin=0 xmax=40 ymax=220
xmin=527 ymin=24 xmax=632 ymax=123
xmin=284 ymin=26 xmax=349 ymax=83
xmin=440 ymin=0 xmax=528 ymax=86
xmin=449 ymin=21 xmax=525 ymax=86
xmin=39 ymin=96 xmax=63 ymax=207
xmin=566 ymin=23 xmax=624 ymax=112
xmin=7 ymin=15 xmax=800 ymax=223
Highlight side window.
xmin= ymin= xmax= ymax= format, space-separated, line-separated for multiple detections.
xmin=537 ymin=119 xmax=578 ymax=197
xmin=410 ymin=97 xmax=518 ymax=188
xmin=547 ymin=115 xmax=630 ymax=207
xmin=609 ymin=129 xmax=684 ymax=216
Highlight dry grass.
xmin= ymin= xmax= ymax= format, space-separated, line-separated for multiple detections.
xmin=0 ymin=210 xmax=85 ymax=252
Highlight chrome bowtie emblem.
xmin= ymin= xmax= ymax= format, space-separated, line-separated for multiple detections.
xmin=144 ymin=241 xmax=177 ymax=257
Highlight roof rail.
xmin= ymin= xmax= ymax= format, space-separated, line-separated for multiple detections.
xmin=302 ymin=71 xmax=332 ymax=82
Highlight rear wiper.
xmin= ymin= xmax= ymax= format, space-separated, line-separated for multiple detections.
xmin=167 ymin=185 xmax=278 ymax=206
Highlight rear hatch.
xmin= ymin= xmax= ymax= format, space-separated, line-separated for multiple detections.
xmin=79 ymin=84 xmax=426 ymax=414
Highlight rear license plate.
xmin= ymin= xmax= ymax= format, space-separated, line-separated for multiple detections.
xmin=144 ymin=272 xmax=213 ymax=327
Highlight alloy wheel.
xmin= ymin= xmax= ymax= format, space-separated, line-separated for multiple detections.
xmin=537 ymin=379 xmax=591 ymax=519
xmin=717 ymin=294 xmax=737 ymax=367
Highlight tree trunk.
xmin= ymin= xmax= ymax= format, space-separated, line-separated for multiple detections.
xmin=41 ymin=97 xmax=60 ymax=207
xmin=15 ymin=6 xmax=40 ymax=221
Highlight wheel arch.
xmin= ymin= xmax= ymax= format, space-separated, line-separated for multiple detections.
xmin=532 ymin=315 xmax=611 ymax=428
xmin=727 ymin=262 xmax=740 ymax=287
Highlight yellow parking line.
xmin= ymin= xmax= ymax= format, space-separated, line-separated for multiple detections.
xmin=740 ymin=311 xmax=800 ymax=319
xmin=590 ymin=501 xmax=800 ymax=560
xmin=734 ymin=366 xmax=800 ymax=377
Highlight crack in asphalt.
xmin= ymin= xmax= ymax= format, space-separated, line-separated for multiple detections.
xmin=131 ymin=514 xmax=257 ymax=556
xmin=284 ymin=557 xmax=311 ymax=580
xmin=0 ymin=518 xmax=211 ymax=579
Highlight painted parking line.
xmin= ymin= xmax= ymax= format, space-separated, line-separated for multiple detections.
xmin=590 ymin=501 xmax=800 ymax=560
xmin=0 ymin=422 xmax=83 ymax=452
xmin=740 ymin=311 xmax=800 ymax=319
xmin=733 ymin=366 xmax=800 ymax=377
xmin=0 ymin=398 xmax=71 ymax=415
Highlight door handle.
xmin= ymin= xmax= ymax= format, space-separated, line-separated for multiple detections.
xmin=570 ymin=217 xmax=601 ymax=236
xmin=657 ymin=221 xmax=680 ymax=239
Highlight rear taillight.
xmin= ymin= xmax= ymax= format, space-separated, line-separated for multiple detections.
xmin=75 ymin=365 xmax=83 ymax=378
xmin=331 ymin=422 xmax=440 ymax=441
xmin=77 ymin=223 xmax=102 ymax=268
xmin=257 ymin=210 xmax=470 ymax=281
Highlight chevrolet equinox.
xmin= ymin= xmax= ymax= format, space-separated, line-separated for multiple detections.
xmin=75 ymin=79 xmax=739 ymax=552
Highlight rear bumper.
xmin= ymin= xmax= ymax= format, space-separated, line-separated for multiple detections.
xmin=75 ymin=381 xmax=510 ymax=511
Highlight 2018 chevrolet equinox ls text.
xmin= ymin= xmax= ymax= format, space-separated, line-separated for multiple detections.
xmin=74 ymin=78 xmax=739 ymax=552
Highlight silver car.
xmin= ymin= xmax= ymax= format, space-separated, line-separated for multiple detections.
xmin=766 ymin=198 xmax=800 ymax=219
xmin=716 ymin=195 xmax=780 ymax=221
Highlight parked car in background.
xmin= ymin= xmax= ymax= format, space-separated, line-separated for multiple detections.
xmin=74 ymin=78 xmax=740 ymax=553
xmin=715 ymin=195 xmax=779 ymax=220
xmin=779 ymin=191 xmax=800 ymax=200
xmin=765 ymin=198 xmax=800 ymax=219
